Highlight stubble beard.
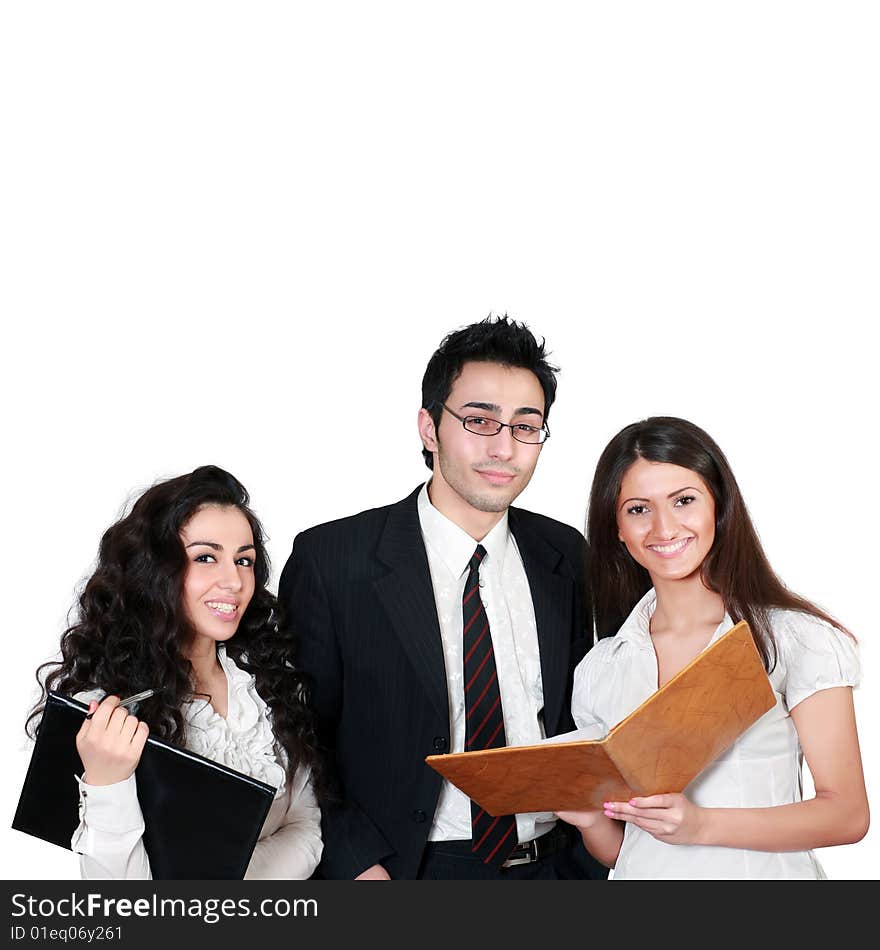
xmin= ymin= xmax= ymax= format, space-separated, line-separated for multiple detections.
xmin=436 ymin=450 xmax=531 ymax=513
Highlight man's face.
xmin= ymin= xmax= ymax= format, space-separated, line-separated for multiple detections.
xmin=428 ymin=361 xmax=547 ymax=513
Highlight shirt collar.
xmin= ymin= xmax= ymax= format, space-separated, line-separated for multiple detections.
xmin=417 ymin=481 xmax=510 ymax=577
xmin=615 ymin=588 xmax=733 ymax=647
xmin=614 ymin=588 xmax=658 ymax=646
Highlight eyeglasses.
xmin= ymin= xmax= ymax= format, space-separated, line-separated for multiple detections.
xmin=440 ymin=404 xmax=550 ymax=444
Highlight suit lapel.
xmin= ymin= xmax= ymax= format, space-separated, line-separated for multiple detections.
xmin=509 ymin=508 xmax=573 ymax=736
xmin=373 ymin=487 xmax=449 ymax=720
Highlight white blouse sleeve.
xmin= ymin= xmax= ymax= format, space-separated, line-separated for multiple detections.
xmin=244 ymin=765 xmax=323 ymax=880
xmin=71 ymin=773 xmax=152 ymax=880
xmin=776 ymin=611 xmax=861 ymax=711
xmin=570 ymin=645 xmax=609 ymax=738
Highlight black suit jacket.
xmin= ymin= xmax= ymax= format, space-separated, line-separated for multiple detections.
xmin=278 ymin=486 xmax=605 ymax=879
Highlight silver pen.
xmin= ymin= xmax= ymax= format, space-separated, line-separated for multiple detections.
xmin=84 ymin=688 xmax=159 ymax=719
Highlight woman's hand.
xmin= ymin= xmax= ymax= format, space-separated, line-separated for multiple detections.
xmin=603 ymin=792 xmax=705 ymax=845
xmin=554 ymin=809 xmax=608 ymax=831
xmin=556 ymin=807 xmax=626 ymax=868
xmin=76 ymin=695 xmax=149 ymax=787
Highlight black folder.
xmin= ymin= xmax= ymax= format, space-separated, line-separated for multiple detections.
xmin=12 ymin=691 xmax=276 ymax=879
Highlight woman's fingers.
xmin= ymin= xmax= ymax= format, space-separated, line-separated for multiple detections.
xmin=89 ymin=694 xmax=121 ymax=730
xmin=132 ymin=720 xmax=150 ymax=754
xmin=76 ymin=700 xmax=99 ymax=737
xmin=120 ymin=711 xmax=141 ymax=742
xmin=109 ymin=704 xmax=133 ymax=734
xmin=84 ymin=696 xmax=141 ymax=739
xmin=630 ymin=794 xmax=677 ymax=809
xmin=75 ymin=694 xmax=149 ymax=785
xmin=605 ymin=794 xmax=683 ymax=820
xmin=76 ymin=696 xmax=118 ymax=748
xmin=603 ymin=793 xmax=694 ymax=841
xmin=606 ymin=794 xmax=674 ymax=812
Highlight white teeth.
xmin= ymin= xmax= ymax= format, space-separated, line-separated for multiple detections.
xmin=206 ymin=602 xmax=236 ymax=613
xmin=649 ymin=539 xmax=690 ymax=554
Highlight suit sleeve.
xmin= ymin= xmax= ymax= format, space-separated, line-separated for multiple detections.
xmin=278 ymin=533 xmax=395 ymax=879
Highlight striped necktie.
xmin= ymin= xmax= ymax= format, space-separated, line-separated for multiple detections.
xmin=463 ymin=544 xmax=517 ymax=866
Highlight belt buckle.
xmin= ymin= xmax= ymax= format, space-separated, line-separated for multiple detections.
xmin=502 ymin=840 xmax=537 ymax=868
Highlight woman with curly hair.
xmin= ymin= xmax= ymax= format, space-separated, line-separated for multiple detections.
xmin=29 ymin=465 xmax=324 ymax=879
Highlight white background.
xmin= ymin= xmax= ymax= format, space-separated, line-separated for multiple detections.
xmin=1 ymin=2 xmax=876 ymax=879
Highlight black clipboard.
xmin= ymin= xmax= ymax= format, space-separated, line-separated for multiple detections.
xmin=12 ymin=691 xmax=276 ymax=879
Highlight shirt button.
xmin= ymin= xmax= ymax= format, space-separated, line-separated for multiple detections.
xmin=432 ymin=736 xmax=448 ymax=752
xmin=412 ymin=810 xmax=427 ymax=823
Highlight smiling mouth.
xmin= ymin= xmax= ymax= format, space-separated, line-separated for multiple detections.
xmin=205 ymin=601 xmax=238 ymax=615
xmin=647 ymin=538 xmax=693 ymax=555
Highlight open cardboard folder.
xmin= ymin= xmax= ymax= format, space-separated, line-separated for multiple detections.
xmin=426 ymin=620 xmax=776 ymax=814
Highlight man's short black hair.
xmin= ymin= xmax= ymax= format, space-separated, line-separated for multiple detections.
xmin=420 ymin=314 xmax=560 ymax=470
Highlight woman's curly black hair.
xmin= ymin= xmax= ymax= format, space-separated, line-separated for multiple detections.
xmin=28 ymin=465 xmax=326 ymax=799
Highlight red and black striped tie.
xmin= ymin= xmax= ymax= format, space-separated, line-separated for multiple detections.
xmin=463 ymin=544 xmax=517 ymax=866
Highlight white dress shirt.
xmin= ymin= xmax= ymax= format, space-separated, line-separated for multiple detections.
xmin=71 ymin=644 xmax=322 ymax=879
xmin=572 ymin=588 xmax=861 ymax=879
xmin=417 ymin=482 xmax=555 ymax=844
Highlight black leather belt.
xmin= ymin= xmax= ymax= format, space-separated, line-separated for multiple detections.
xmin=501 ymin=825 xmax=570 ymax=868
xmin=423 ymin=824 xmax=570 ymax=868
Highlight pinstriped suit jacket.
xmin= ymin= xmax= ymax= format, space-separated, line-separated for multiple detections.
xmin=278 ymin=485 xmax=603 ymax=880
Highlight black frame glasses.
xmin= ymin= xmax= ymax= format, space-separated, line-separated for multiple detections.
xmin=440 ymin=404 xmax=550 ymax=444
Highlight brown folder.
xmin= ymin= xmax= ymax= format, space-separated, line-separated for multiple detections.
xmin=425 ymin=620 xmax=776 ymax=814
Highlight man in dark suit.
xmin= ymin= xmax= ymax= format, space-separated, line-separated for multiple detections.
xmin=278 ymin=316 xmax=606 ymax=880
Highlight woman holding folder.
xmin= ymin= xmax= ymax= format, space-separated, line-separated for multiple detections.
xmin=30 ymin=465 xmax=324 ymax=879
xmin=557 ymin=417 xmax=868 ymax=878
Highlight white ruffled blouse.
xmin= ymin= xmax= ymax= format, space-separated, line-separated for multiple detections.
xmin=71 ymin=644 xmax=322 ymax=879
xmin=572 ymin=589 xmax=861 ymax=880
